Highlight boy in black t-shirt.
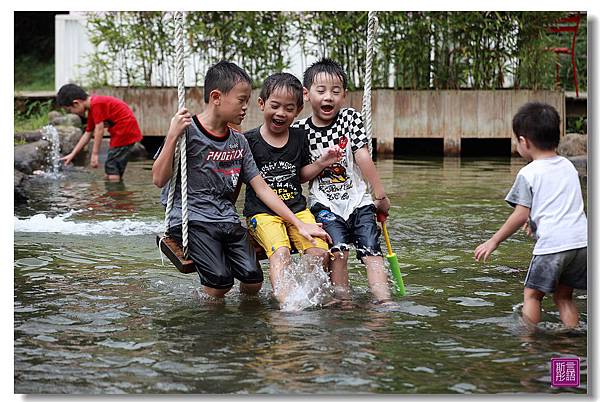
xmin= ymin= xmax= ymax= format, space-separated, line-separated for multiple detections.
xmin=243 ymin=73 xmax=342 ymax=304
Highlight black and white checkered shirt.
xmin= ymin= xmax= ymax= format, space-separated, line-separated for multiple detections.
xmin=293 ymin=107 xmax=370 ymax=154
xmin=292 ymin=107 xmax=373 ymax=220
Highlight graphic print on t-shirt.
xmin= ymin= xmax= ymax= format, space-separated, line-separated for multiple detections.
xmin=317 ymin=158 xmax=352 ymax=201
xmin=259 ymin=160 xmax=298 ymax=202
xmin=208 ymin=139 xmax=243 ymax=188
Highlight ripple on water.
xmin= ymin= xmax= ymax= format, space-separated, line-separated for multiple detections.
xmin=473 ymin=291 xmax=511 ymax=297
xmin=313 ymin=374 xmax=372 ymax=387
xmin=376 ymin=300 xmax=438 ymax=317
xmin=15 ymin=257 xmax=50 ymax=268
xmin=449 ymin=382 xmax=477 ymax=393
xmin=154 ymin=382 xmax=190 ymax=392
xmin=97 ymin=339 xmax=155 ymax=350
xmin=466 ymin=276 xmax=506 ymax=283
xmin=494 ymin=265 xmax=520 ymax=274
xmin=411 ymin=366 xmax=435 ymax=374
xmin=447 ymin=297 xmax=494 ymax=307
xmin=98 ymin=355 xmax=156 ymax=367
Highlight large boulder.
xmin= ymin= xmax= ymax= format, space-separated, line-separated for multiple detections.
xmin=56 ymin=126 xmax=84 ymax=156
xmin=14 ymin=169 xmax=28 ymax=203
xmin=14 ymin=130 xmax=44 ymax=143
xmin=49 ymin=112 xmax=82 ymax=128
xmin=14 ymin=140 xmax=50 ymax=175
xmin=558 ymin=134 xmax=587 ymax=157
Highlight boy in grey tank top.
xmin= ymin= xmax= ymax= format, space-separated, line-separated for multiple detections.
xmin=153 ymin=61 xmax=330 ymax=300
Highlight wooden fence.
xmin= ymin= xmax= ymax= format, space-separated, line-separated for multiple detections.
xmin=92 ymin=88 xmax=565 ymax=156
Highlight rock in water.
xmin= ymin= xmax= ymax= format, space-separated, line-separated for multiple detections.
xmin=558 ymin=134 xmax=587 ymax=157
xmin=14 ymin=140 xmax=50 ymax=174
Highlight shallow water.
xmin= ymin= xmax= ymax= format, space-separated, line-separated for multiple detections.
xmin=14 ymin=158 xmax=587 ymax=394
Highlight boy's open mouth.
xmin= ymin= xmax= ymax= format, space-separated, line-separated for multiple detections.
xmin=272 ymin=118 xmax=285 ymax=127
xmin=321 ymin=105 xmax=334 ymax=113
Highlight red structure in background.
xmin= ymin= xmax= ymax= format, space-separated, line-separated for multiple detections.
xmin=548 ymin=14 xmax=582 ymax=97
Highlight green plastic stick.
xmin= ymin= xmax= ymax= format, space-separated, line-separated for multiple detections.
xmin=378 ymin=213 xmax=406 ymax=296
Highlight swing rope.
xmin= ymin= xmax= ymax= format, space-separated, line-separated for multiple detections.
xmin=362 ymin=11 xmax=377 ymax=157
xmin=164 ymin=11 xmax=189 ymax=258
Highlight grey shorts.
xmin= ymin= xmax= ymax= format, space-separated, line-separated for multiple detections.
xmin=524 ymin=247 xmax=587 ymax=293
xmin=105 ymin=143 xmax=135 ymax=176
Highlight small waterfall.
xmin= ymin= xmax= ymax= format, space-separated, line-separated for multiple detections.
xmin=41 ymin=125 xmax=62 ymax=178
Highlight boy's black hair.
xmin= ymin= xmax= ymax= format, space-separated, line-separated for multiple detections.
xmin=56 ymin=83 xmax=88 ymax=106
xmin=512 ymin=102 xmax=561 ymax=150
xmin=204 ymin=60 xmax=252 ymax=103
xmin=259 ymin=73 xmax=303 ymax=108
xmin=303 ymin=58 xmax=348 ymax=90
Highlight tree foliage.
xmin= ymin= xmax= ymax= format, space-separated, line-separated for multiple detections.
xmin=84 ymin=11 xmax=586 ymax=92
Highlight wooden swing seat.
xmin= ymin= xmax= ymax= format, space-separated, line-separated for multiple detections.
xmin=157 ymin=231 xmax=281 ymax=274
xmin=156 ymin=235 xmax=196 ymax=273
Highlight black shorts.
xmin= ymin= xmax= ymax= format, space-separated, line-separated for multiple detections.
xmin=167 ymin=221 xmax=263 ymax=289
xmin=311 ymin=203 xmax=382 ymax=261
xmin=105 ymin=143 xmax=135 ymax=176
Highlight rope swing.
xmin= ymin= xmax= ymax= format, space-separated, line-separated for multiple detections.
xmin=362 ymin=11 xmax=377 ymax=157
xmin=158 ymin=11 xmax=195 ymax=273
xmin=362 ymin=11 xmax=406 ymax=296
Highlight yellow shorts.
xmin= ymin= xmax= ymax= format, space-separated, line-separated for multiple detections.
xmin=247 ymin=209 xmax=329 ymax=258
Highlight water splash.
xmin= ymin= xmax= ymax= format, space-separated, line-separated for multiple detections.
xmin=275 ymin=254 xmax=334 ymax=312
xmin=41 ymin=125 xmax=63 ymax=179
xmin=14 ymin=211 xmax=163 ymax=236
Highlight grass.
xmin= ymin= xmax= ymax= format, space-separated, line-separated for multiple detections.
xmin=14 ymin=103 xmax=54 ymax=132
xmin=14 ymin=55 xmax=54 ymax=92
xmin=14 ymin=56 xmax=56 ymax=133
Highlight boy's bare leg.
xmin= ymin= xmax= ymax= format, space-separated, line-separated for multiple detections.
xmin=362 ymin=255 xmax=392 ymax=302
xmin=239 ymin=282 xmax=262 ymax=295
xmin=330 ymin=251 xmax=352 ymax=300
xmin=268 ymin=247 xmax=292 ymax=303
xmin=106 ymin=174 xmax=122 ymax=181
xmin=203 ymin=286 xmax=231 ymax=298
xmin=304 ymin=247 xmax=329 ymax=271
xmin=553 ymin=284 xmax=579 ymax=328
xmin=522 ymin=287 xmax=545 ymax=326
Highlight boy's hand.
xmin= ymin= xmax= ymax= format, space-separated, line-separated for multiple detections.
xmin=474 ymin=239 xmax=499 ymax=263
xmin=522 ymin=221 xmax=534 ymax=238
xmin=90 ymin=153 xmax=99 ymax=168
xmin=297 ymin=222 xmax=332 ymax=245
xmin=319 ymin=146 xmax=344 ymax=167
xmin=374 ymin=196 xmax=391 ymax=217
xmin=60 ymin=152 xmax=75 ymax=166
xmin=168 ymin=108 xmax=192 ymax=139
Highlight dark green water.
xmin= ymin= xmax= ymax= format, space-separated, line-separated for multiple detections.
xmin=14 ymin=158 xmax=587 ymax=394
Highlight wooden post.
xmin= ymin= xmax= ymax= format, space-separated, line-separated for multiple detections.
xmin=442 ymin=90 xmax=461 ymax=156
xmin=373 ymin=89 xmax=395 ymax=155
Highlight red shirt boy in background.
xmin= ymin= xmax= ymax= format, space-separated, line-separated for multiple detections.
xmin=57 ymin=83 xmax=143 ymax=181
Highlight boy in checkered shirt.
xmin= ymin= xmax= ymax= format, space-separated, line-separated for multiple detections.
xmin=291 ymin=58 xmax=392 ymax=303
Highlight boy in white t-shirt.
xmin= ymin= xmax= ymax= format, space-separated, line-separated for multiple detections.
xmin=292 ymin=59 xmax=392 ymax=303
xmin=475 ymin=102 xmax=587 ymax=329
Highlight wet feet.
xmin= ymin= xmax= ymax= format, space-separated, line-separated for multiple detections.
xmin=323 ymin=298 xmax=356 ymax=309
xmin=192 ymin=288 xmax=225 ymax=304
